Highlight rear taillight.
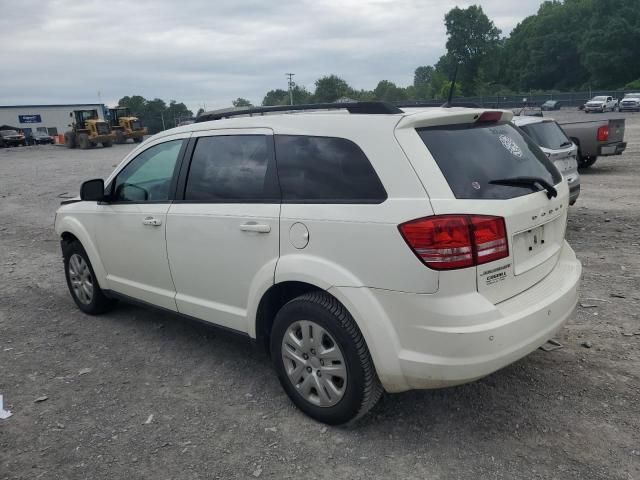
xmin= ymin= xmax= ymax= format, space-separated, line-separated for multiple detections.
xmin=398 ymin=215 xmax=509 ymax=270
xmin=597 ymin=125 xmax=609 ymax=142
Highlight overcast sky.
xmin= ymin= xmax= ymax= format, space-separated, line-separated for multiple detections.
xmin=0 ymin=0 xmax=543 ymax=113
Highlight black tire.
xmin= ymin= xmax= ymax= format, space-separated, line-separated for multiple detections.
xmin=133 ymin=136 xmax=143 ymax=143
xmin=578 ymin=155 xmax=597 ymax=169
xmin=64 ymin=131 xmax=76 ymax=149
xmin=62 ymin=240 xmax=116 ymax=315
xmin=115 ymin=130 xmax=126 ymax=144
xmin=102 ymin=140 xmax=113 ymax=148
xmin=270 ymin=291 xmax=383 ymax=425
xmin=78 ymin=133 xmax=90 ymax=150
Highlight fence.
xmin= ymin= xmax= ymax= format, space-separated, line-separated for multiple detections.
xmin=402 ymin=90 xmax=639 ymax=109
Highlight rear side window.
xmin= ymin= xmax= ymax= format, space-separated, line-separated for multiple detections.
xmin=184 ymin=135 xmax=278 ymax=202
xmin=275 ymin=135 xmax=386 ymax=203
xmin=417 ymin=122 xmax=562 ymax=200
xmin=519 ymin=121 xmax=571 ymax=150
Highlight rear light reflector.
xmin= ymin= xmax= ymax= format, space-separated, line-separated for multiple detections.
xmin=398 ymin=215 xmax=509 ymax=270
xmin=597 ymin=125 xmax=609 ymax=142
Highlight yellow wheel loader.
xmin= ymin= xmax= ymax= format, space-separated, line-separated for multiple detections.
xmin=109 ymin=107 xmax=147 ymax=144
xmin=64 ymin=110 xmax=115 ymax=149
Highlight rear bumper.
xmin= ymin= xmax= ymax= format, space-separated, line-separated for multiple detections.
xmin=335 ymin=242 xmax=581 ymax=393
xmin=600 ymin=142 xmax=627 ymax=156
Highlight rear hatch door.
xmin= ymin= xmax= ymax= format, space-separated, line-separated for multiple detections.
xmin=396 ymin=111 xmax=568 ymax=304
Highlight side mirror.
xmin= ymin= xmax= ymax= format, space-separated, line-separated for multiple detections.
xmin=80 ymin=179 xmax=106 ymax=201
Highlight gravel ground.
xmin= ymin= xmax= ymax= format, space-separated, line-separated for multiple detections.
xmin=1 ymin=111 xmax=639 ymax=479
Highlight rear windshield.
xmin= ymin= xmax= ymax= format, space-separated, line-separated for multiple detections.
xmin=417 ymin=122 xmax=561 ymax=200
xmin=519 ymin=121 xmax=571 ymax=150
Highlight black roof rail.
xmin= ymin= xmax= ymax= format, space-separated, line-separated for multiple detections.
xmin=195 ymin=101 xmax=403 ymax=123
xmin=395 ymin=101 xmax=482 ymax=109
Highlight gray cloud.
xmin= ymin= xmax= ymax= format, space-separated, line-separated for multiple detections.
xmin=0 ymin=0 xmax=542 ymax=112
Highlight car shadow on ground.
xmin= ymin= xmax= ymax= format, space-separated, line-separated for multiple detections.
xmin=102 ymin=301 xmax=584 ymax=435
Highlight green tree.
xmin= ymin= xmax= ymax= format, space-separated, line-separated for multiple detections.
xmin=262 ymin=89 xmax=290 ymax=106
xmin=442 ymin=5 xmax=501 ymax=96
xmin=196 ymin=107 xmax=205 ymax=117
xmin=313 ymin=75 xmax=354 ymax=103
xmin=232 ymin=97 xmax=253 ymax=107
xmin=373 ymin=80 xmax=407 ymax=102
xmin=117 ymin=95 xmax=146 ymax=116
xmin=580 ymin=0 xmax=640 ymax=88
xmin=413 ymin=66 xmax=435 ymax=98
xmin=166 ymin=100 xmax=193 ymax=127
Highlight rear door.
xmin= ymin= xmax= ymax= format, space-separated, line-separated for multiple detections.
xmin=165 ymin=129 xmax=280 ymax=332
xmin=396 ymin=113 xmax=568 ymax=304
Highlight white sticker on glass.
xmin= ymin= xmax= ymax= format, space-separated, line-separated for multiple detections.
xmin=499 ymin=135 xmax=523 ymax=158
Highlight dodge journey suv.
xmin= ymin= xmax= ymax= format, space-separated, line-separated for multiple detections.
xmin=55 ymin=102 xmax=582 ymax=424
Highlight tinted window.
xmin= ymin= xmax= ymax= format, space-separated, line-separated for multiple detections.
xmin=417 ymin=122 xmax=561 ymax=200
xmin=112 ymin=140 xmax=183 ymax=202
xmin=184 ymin=135 xmax=275 ymax=201
xmin=520 ymin=121 xmax=571 ymax=150
xmin=275 ymin=135 xmax=386 ymax=203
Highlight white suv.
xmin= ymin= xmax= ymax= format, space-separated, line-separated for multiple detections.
xmin=55 ymin=102 xmax=582 ymax=425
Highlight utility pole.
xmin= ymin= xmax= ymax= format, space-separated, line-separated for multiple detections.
xmin=286 ymin=73 xmax=295 ymax=105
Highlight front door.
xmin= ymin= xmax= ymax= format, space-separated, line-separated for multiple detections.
xmin=166 ymin=129 xmax=280 ymax=332
xmin=94 ymin=138 xmax=186 ymax=310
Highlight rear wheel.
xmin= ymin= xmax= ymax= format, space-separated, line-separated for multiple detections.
xmin=578 ymin=155 xmax=597 ymax=169
xmin=62 ymin=240 xmax=116 ymax=315
xmin=78 ymin=133 xmax=90 ymax=150
xmin=133 ymin=136 xmax=143 ymax=143
xmin=102 ymin=140 xmax=113 ymax=148
xmin=115 ymin=130 xmax=126 ymax=144
xmin=270 ymin=291 xmax=383 ymax=425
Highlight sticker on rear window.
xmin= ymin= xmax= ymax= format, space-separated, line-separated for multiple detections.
xmin=498 ymin=135 xmax=523 ymax=158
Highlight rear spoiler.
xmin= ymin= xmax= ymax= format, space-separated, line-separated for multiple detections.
xmin=395 ymin=109 xmax=513 ymax=130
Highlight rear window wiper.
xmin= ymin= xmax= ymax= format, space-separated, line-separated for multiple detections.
xmin=489 ymin=176 xmax=558 ymax=199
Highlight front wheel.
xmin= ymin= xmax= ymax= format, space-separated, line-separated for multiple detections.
xmin=270 ymin=292 xmax=383 ymax=425
xmin=63 ymin=240 xmax=116 ymax=314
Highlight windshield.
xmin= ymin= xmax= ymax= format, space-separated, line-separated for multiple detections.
xmin=0 ymin=130 xmax=18 ymax=136
xmin=417 ymin=122 xmax=561 ymax=200
xmin=519 ymin=121 xmax=571 ymax=150
xmin=543 ymin=101 xmax=554 ymax=106
xmin=592 ymin=96 xmax=608 ymax=101
xmin=624 ymin=93 xmax=640 ymax=98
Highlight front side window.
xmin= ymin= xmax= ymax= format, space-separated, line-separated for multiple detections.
xmin=184 ymin=135 xmax=276 ymax=202
xmin=112 ymin=139 xmax=183 ymax=202
xmin=274 ymin=135 xmax=386 ymax=203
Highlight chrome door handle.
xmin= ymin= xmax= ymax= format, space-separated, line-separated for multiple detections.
xmin=239 ymin=222 xmax=271 ymax=233
xmin=142 ymin=216 xmax=162 ymax=226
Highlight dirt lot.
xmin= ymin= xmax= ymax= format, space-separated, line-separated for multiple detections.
xmin=1 ymin=111 xmax=639 ymax=480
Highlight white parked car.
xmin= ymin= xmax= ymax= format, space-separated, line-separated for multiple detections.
xmin=513 ymin=116 xmax=580 ymax=205
xmin=55 ymin=102 xmax=582 ymax=424
xmin=584 ymin=95 xmax=618 ymax=113
xmin=619 ymin=93 xmax=640 ymax=112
